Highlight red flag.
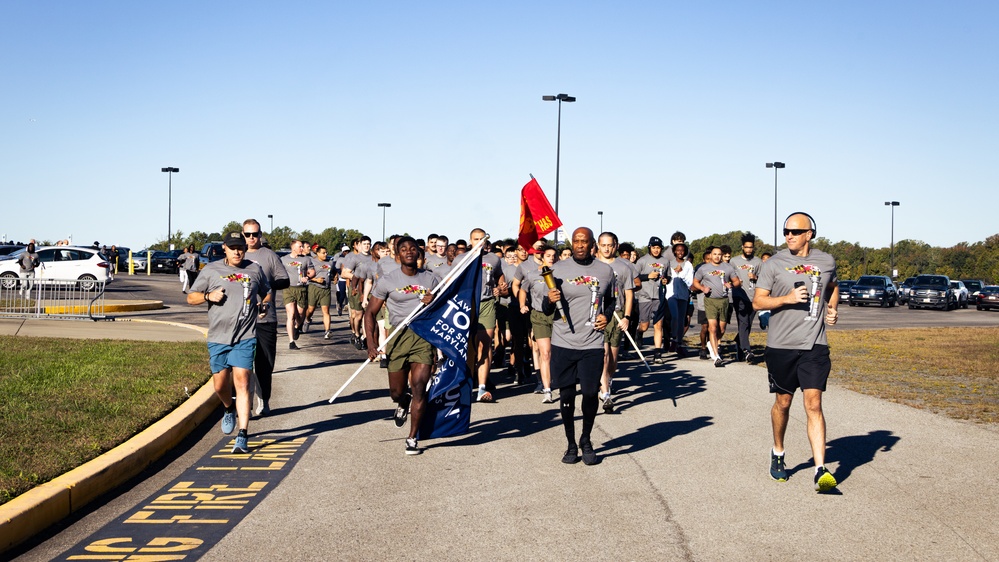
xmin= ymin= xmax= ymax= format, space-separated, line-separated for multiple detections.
xmin=518 ymin=178 xmax=562 ymax=250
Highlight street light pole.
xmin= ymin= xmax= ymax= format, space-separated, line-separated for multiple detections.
xmin=765 ymin=162 xmax=785 ymax=248
xmin=885 ymin=201 xmax=900 ymax=278
xmin=377 ymin=203 xmax=391 ymax=243
xmin=542 ymin=93 xmax=576 ymax=246
xmin=161 ymin=167 xmax=179 ymax=249
xmin=597 ymin=210 xmax=603 ymax=233
xmin=267 ymin=214 xmax=273 ymax=233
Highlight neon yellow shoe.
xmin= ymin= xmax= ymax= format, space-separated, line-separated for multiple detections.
xmin=814 ymin=466 xmax=838 ymax=492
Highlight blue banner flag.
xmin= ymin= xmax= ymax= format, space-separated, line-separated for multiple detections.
xmin=409 ymin=252 xmax=481 ymax=439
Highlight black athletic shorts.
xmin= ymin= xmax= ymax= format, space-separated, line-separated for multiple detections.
xmin=765 ymin=345 xmax=831 ymax=394
xmin=550 ymin=346 xmax=603 ymax=396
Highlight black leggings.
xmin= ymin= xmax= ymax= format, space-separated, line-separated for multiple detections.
xmin=559 ymin=384 xmax=598 ymax=446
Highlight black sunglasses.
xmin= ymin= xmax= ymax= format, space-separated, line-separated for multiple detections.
xmin=243 ymin=232 xmax=261 ymax=237
xmin=783 ymin=228 xmax=811 ymax=236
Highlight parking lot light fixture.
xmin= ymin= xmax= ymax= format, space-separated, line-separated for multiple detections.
xmin=765 ymin=162 xmax=785 ymax=248
xmin=542 ymin=93 xmax=576 ymax=246
xmin=161 ymin=167 xmax=179 ymax=250
xmin=377 ymin=203 xmax=391 ymax=242
xmin=885 ymin=201 xmax=900 ymax=278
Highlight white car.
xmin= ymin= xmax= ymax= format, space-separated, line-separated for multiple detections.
xmin=0 ymin=246 xmax=112 ymax=290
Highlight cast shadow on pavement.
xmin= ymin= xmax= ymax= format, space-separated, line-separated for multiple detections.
xmin=786 ymin=429 xmax=901 ymax=485
xmin=256 ymin=408 xmax=390 ymax=443
xmin=598 ymin=416 xmax=714 ymax=458
xmin=277 ymin=357 xmax=360 ymax=372
xmin=431 ymin=409 xmax=564 ymax=449
xmin=610 ymin=362 xmax=707 ymax=413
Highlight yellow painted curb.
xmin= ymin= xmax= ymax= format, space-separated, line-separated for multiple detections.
xmin=0 ymin=320 xmax=215 ymax=554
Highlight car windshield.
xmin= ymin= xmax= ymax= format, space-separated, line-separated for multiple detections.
xmin=153 ymin=252 xmax=172 ymax=258
xmin=963 ymin=281 xmax=983 ymax=291
xmin=949 ymin=282 xmax=962 ymax=289
xmin=856 ymin=276 xmax=885 ymax=287
xmin=914 ymin=275 xmax=948 ymax=287
xmin=982 ymin=286 xmax=999 ymax=294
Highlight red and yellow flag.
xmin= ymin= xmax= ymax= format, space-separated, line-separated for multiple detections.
xmin=518 ymin=178 xmax=562 ymax=251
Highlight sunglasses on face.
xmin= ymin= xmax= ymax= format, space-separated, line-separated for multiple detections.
xmin=243 ymin=232 xmax=260 ymax=237
xmin=783 ymin=229 xmax=811 ymax=236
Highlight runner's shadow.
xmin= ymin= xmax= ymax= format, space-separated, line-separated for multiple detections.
xmin=432 ymin=409 xmax=563 ymax=448
xmin=610 ymin=362 xmax=707 ymax=413
xmin=259 ymin=408 xmax=388 ymax=442
xmin=786 ymin=430 xmax=900 ymax=485
xmin=599 ymin=416 xmax=714 ymax=457
xmin=277 ymin=358 xmax=360 ymax=372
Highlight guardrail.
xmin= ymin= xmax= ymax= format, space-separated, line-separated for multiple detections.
xmin=0 ymin=277 xmax=107 ymax=320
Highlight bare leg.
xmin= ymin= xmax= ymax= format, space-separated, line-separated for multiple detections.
xmin=408 ymin=363 xmax=433 ymax=439
xmin=771 ymin=392 xmax=793 ymax=453
xmin=231 ymin=367 xmax=252 ymax=431
xmin=802 ymin=389 xmax=827 ymax=466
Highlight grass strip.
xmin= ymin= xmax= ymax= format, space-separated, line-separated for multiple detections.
xmin=0 ymin=336 xmax=210 ymax=505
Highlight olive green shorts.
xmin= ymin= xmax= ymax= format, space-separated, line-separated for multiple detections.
xmin=704 ymin=297 xmax=730 ymax=322
xmin=604 ymin=311 xmax=623 ymax=347
xmin=307 ymin=285 xmax=331 ymax=307
xmin=282 ymin=286 xmax=307 ymax=305
xmin=477 ymin=298 xmax=497 ymax=331
xmin=530 ymin=309 xmax=554 ymax=340
xmin=386 ymin=328 xmax=434 ymax=372
xmin=348 ymin=288 xmax=363 ymax=311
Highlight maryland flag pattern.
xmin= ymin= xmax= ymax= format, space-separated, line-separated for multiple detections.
xmin=786 ymin=264 xmax=822 ymax=277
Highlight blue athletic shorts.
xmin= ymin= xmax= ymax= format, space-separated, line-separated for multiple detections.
xmin=208 ymin=338 xmax=256 ymax=373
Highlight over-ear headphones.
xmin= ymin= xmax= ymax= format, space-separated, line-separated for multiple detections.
xmin=784 ymin=212 xmax=817 ymax=236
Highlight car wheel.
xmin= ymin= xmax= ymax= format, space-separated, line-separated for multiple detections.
xmin=962 ymin=299 xmax=968 ymax=309
xmin=880 ymin=297 xmax=888 ymax=308
xmin=77 ymin=274 xmax=98 ymax=291
xmin=0 ymin=272 xmax=19 ymax=290
xmin=978 ymin=305 xmax=983 ymax=311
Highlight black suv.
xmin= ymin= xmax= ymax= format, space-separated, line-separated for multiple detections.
xmin=908 ymin=275 xmax=955 ymax=310
xmin=848 ymin=275 xmax=898 ymax=307
xmin=199 ymin=242 xmax=225 ymax=269
xmin=898 ymin=276 xmax=916 ymax=304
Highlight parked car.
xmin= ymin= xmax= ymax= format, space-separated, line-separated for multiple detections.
xmin=128 ymin=249 xmax=151 ymax=272
xmin=976 ymin=285 xmax=999 ymax=311
xmin=0 ymin=246 xmax=111 ymax=290
xmin=961 ymin=279 xmax=986 ymax=302
xmin=897 ymin=276 xmax=916 ymax=304
xmin=150 ymin=251 xmax=179 ymax=274
xmin=838 ymin=280 xmax=856 ymax=303
xmin=908 ymin=275 xmax=955 ymax=310
xmin=949 ymin=280 xmax=970 ymax=309
xmin=199 ymin=242 xmax=225 ymax=269
xmin=849 ymin=275 xmax=898 ymax=307
xmin=0 ymin=245 xmax=25 ymax=260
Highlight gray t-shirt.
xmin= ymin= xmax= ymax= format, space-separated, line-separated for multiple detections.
xmin=339 ymin=252 xmax=367 ymax=277
xmin=521 ymin=266 xmax=551 ymax=313
xmin=424 ymin=254 xmax=447 ymax=272
xmin=370 ymin=268 xmax=438 ymax=327
xmin=190 ymin=259 xmax=270 ymax=346
xmin=451 ymin=250 xmax=503 ymax=301
xmin=635 ymin=253 xmax=669 ymax=302
xmin=499 ymin=260 xmax=519 ymax=306
xmin=603 ymin=258 xmax=636 ymax=312
xmin=280 ymin=254 xmax=313 ymax=287
xmin=549 ymin=258 xmax=615 ymax=350
xmin=694 ymin=262 xmax=739 ymax=300
xmin=730 ymin=254 xmax=763 ymax=301
xmin=178 ymin=251 xmax=199 ymax=272
xmin=19 ymin=251 xmax=39 ymax=272
xmin=756 ymin=248 xmax=837 ymax=350
xmin=245 ymin=247 xmax=290 ymax=325
xmin=312 ymin=257 xmax=336 ymax=289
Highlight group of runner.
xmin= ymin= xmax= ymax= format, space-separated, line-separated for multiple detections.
xmin=191 ymin=213 xmax=840 ymax=492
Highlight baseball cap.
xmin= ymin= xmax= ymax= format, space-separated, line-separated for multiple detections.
xmin=341 ymin=245 xmax=350 ymax=251
xmin=648 ymin=236 xmax=664 ymax=248
xmin=223 ymin=232 xmax=247 ymax=249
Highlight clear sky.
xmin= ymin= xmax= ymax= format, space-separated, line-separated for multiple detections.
xmin=2 ymin=1 xmax=996 ymax=249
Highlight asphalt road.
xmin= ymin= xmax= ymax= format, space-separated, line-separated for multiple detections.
xmin=9 ymin=274 xmax=998 ymax=560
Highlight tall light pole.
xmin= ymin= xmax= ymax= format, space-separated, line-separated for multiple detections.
xmin=885 ymin=201 xmax=900 ymax=278
xmin=597 ymin=210 xmax=603 ymax=233
xmin=377 ymin=203 xmax=391 ymax=242
xmin=267 ymin=214 xmax=273 ymax=233
xmin=161 ymin=167 xmax=179 ymax=249
xmin=542 ymin=93 xmax=576 ymax=246
xmin=765 ymin=162 xmax=785 ymax=248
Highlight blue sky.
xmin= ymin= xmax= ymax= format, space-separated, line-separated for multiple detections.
xmin=2 ymin=1 xmax=996 ymax=249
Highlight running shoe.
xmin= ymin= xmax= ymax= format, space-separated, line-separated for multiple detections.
xmin=232 ymin=430 xmax=250 ymax=454
xmin=324 ymin=330 xmax=332 ymax=340
xmin=653 ymin=349 xmax=662 ymax=364
xmin=289 ymin=341 xmax=299 ymax=350
xmin=477 ymin=390 xmax=494 ymax=403
xmin=533 ymin=381 xmax=545 ymax=394
xmin=405 ymin=437 xmax=421 ymax=455
xmin=542 ymin=389 xmax=554 ymax=404
xmin=562 ymin=445 xmax=580 ymax=464
xmin=770 ymin=451 xmax=787 ymax=482
xmin=302 ymin=320 xmax=310 ymax=334
xmin=220 ymin=407 xmax=236 ymax=435
xmin=814 ymin=466 xmax=838 ymax=492
xmin=349 ymin=334 xmax=357 ymax=346
xmin=394 ymin=393 xmax=412 ymax=427
xmin=714 ymin=357 xmax=723 ymax=368
xmin=699 ymin=348 xmax=709 ymax=360
xmin=602 ymin=394 xmax=614 ymax=413
xmin=746 ymin=351 xmax=757 ymax=364
xmin=380 ymin=356 xmax=389 ymax=369
xmin=580 ymin=438 xmax=597 ymax=466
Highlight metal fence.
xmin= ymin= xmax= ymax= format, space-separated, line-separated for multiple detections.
xmin=0 ymin=277 xmax=107 ymax=320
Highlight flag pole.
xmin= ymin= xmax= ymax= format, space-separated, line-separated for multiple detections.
xmin=613 ymin=310 xmax=652 ymax=372
xmin=329 ymin=237 xmax=488 ymax=403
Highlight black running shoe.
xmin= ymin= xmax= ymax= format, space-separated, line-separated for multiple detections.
xmin=394 ymin=393 xmax=412 ymax=427
xmin=289 ymin=341 xmax=299 ymax=350
xmin=380 ymin=357 xmax=389 ymax=369
xmin=405 ymin=437 xmax=421 ymax=455
xmin=699 ymin=348 xmax=709 ymax=360
xmin=580 ymin=438 xmax=597 ymax=466
xmin=561 ymin=445 xmax=580 ymax=464
xmin=602 ymin=394 xmax=614 ymax=413
xmin=814 ymin=466 xmax=838 ymax=492
xmin=770 ymin=452 xmax=787 ymax=482
xmin=714 ymin=357 xmax=723 ymax=368
xmin=653 ymin=349 xmax=662 ymax=364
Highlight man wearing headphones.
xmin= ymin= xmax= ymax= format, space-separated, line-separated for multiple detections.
xmin=753 ymin=212 xmax=840 ymax=492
